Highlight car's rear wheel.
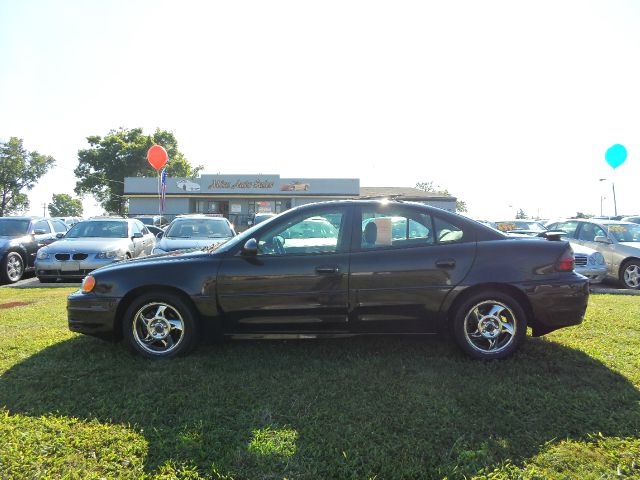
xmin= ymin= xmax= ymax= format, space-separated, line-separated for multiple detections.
xmin=620 ymin=260 xmax=640 ymax=289
xmin=1 ymin=252 xmax=24 ymax=283
xmin=452 ymin=290 xmax=527 ymax=360
xmin=123 ymin=292 xmax=199 ymax=358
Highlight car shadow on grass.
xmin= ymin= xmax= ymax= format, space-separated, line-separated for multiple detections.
xmin=1 ymin=334 xmax=639 ymax=479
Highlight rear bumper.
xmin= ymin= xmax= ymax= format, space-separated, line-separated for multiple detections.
xmin=67 ymin=291 xmax=120 ymax=340
xmin=522 ymin=277 xmax=590 ymax=336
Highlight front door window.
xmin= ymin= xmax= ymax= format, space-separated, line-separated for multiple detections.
xmin=256 ymin=210 xmax=345 ymax=256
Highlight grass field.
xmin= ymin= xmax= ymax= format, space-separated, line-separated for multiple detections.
xmin=0 ymin=288 xmax=639 ymax=479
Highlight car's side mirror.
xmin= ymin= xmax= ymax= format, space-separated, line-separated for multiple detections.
xmin=56 ymin=233 xmax=65 ymax=239
xmin=242 ymin=238 xmax=258 ymax=256
xmin=594 ymin=235 xmax=611 ymax=244
xmin=33 ymin=229 xmax=46 ymax=235
xmin=132 ymin=232 xmax=143 ymax=239
xmin=156 ymin=231 xmax=164 ymax=239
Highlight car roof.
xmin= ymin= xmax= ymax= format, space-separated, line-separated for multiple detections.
xmin=550 ymin=218 xmax=637 ymax=225
xmin=173 ymin=215 xmax=228 ymax=220
xmin=0 ymin=216 xmax=41 ymax=220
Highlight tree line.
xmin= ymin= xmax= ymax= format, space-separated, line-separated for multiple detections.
xmin=1 ymin=129 xmax=466 ymax=217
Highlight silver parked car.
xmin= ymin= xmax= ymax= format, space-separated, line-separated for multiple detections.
xmin=152 ymin=215 xmax=235 ymax=254
xmin=35 ymin=218 xmax=156 ymax=282
xmin=546 ymin=219 xmax=640 ymax=289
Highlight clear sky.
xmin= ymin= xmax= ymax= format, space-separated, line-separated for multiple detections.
xmin=1 ymin=0 xmax=639 ymax=220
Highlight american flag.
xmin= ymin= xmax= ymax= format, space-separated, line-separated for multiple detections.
xmin=160 ymin=168 xmax=167 ymax=211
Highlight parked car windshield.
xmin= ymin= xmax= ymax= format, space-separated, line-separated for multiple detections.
xmin=166 ymin=219 xmax=233 ymax=238
xmin=495 ymin=221 xmax=546 ymax=232
xmin=607 ymin=223 xmax=640 ymax=243
xmin=65 ymin=221 xmax=129 ymax=238
xmin=0 ymin=219 xmax=30 ymax=236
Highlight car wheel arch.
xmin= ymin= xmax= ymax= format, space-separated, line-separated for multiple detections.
xmin=114 ymin=285 xmax=200 ymax=340
xmin=619 ymin=257 xmax=640 ymax=288
xmin=1 ymin=248 xmax=28 ymax=279
xmin=444 ymin=283 xmax=534 ymax=335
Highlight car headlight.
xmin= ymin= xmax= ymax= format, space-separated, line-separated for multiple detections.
xmin=96 ymin=249 xmax=123 ymax=259
xmin=37 ymin=249 xmax=49 ymax=260
xmin=589 ymin=252 xmax=605 ymax=265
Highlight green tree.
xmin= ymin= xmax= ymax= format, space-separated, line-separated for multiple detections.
xmin=74 ymin=128 xmax=202 ymax=215
xmin=48 ymin=193 xmax=83 ymax=217
xmin=516 ymin=209 xmax=528 ymax=219
xmin=0 ymin=137 xmax=56 ymax=216
xmin=415 ymin=182 xmax=467 ymax=213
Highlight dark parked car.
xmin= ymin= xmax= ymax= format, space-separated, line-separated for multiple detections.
xmin=0 ymin=217 xmax=68 ymax=283
xmin=68 ymin=200 xmax=589 ymax=360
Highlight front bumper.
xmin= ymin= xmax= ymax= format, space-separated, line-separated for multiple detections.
xmin=523 ymin=276 xmax=590 ymax=336
xmin=37 ymin=257 xmax=122 ymax=279
xmin=575 ymin=265 xmax=607 ymax=284
xmin=67 ymin=290 xmax=120 ymax=340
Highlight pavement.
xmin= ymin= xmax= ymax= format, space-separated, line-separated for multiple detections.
xmin=0 ymin=274 xmax=80 ymax=289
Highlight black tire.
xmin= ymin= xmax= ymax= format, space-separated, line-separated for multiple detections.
xmin=619 ymin=260 xmax=640 ymax=289
xmin=1 ymin=252 xmax=25 ymax=284
xmin=122 ymin=292 xmax=199 ymax=358
xmin=452 ymin=290 xmax=527 ymax=360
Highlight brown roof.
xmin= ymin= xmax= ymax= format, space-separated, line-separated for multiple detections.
xmin=359 ymin=187 xmax=455 ymax=201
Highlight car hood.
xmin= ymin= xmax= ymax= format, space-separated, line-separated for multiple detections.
xmin=156 ymin=237 xmax=230 ymax=251
xmin=44 ymin=238 xmax=128 ymax=252
xmin=91 ymin=249 xmax=215 ymax=275
xmin=569 ymin=242 xmax=596 ymax=255
xmin=0 ymin=235 xmax=30 ymax=248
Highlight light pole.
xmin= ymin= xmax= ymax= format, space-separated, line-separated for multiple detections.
xmin=599 ymin=178 xmax=618 ymax=217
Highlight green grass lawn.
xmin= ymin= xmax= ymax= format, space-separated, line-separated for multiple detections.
xmin=0 ymin=288 xmax=639 ymax=479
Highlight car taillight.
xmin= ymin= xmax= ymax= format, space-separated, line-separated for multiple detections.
xmin=556 ymin=247 xmax=575 ymax=272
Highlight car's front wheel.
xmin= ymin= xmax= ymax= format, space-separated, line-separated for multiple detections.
xmin=620 ymin=260 xmax=640 ymax=289
xmin=1 ymin=252 xmax=25 ymax=284
xmin=452 ymin=290 xmax=527 ymax=360
xmin=123 ymin=292 xmax=199 ymax=358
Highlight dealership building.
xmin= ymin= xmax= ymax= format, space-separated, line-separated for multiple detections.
xmin=124 ymin=174 xmax=456 ymax=227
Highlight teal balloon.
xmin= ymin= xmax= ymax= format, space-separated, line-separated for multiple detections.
xmin=605 ymin=144 xmax=627 ymax=169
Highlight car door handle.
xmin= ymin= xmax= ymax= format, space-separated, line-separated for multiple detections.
xmin=316 ymin=266 xmax=340 ymax=274
xmin=435 ymin=259 xmax=456 ymax=269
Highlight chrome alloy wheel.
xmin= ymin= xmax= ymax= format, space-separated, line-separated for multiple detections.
xmin=6 ymin=253 xmax=24 ymax=282
xmin=623 ymin=263 xmax=640 ymax=289
xmin=132 ymin=302 xmax=185 ymax=355
xmin=463 ymin=300 xmax=517 ymax=354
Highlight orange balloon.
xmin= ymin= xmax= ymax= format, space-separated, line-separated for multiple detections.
xmin=147 ymin=145 xmax=168 ymax=170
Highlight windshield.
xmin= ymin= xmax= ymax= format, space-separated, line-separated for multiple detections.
xmin=166 ymin=219 xmax=233 ymax=238
xmin=0 ymin=219 xmax=30 ymax=236
xmin=65 ymin=221 xmax=129 ymax=238
xmin=495 ymin=221 xmax=546 ymax=232
xmin=607 ymin=223 xmax=640 ymax=242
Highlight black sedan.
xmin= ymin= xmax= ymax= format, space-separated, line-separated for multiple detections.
xmin=68 ymin=200 xmax=589 ymax=360
xmin=0 ymin=216 xmax=68 ymax=283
